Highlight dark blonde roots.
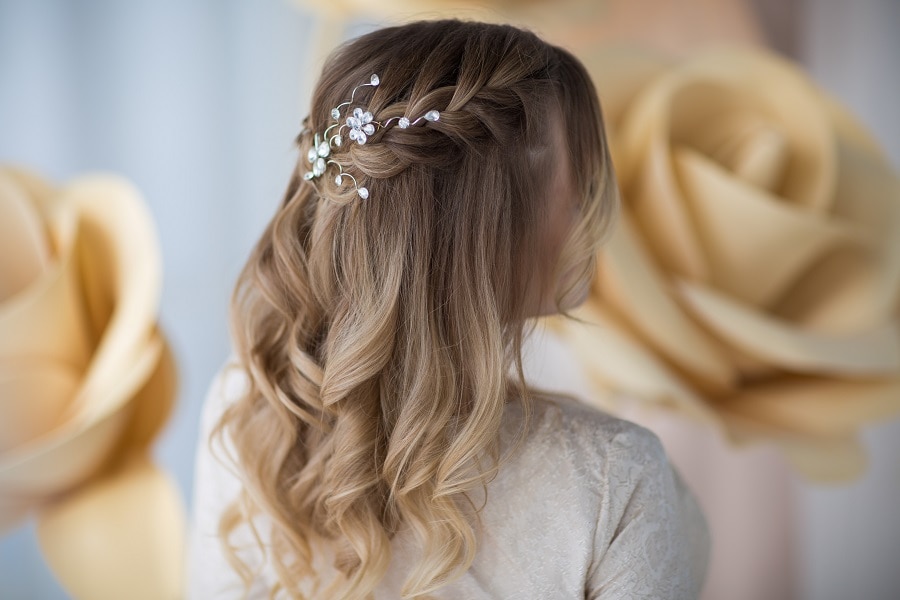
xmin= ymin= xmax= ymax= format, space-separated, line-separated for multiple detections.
xmin=210 ymin=18 xmax=619 ymax=599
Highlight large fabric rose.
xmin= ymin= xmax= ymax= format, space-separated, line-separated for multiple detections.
xmin=547 ymin=47 xmax=900 ymax=482
xmin=0 ymin=167 xmax=184 ymax=598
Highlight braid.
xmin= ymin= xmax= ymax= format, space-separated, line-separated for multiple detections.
xmin=298 ymin=23 xmax=555 ymax=195
xmin=221 ymin=18 xmax=617 ymax=600
xmin=343 ymin=81 xmax=540 ymax=184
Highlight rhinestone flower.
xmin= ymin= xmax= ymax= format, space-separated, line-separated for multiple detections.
xmin=304 ymin=138 xmax=331 ymax=179
xmin=300 ymin=73 xmax=440 ymax=201
xmin=347 ymin=107 xmax=376 ymax=145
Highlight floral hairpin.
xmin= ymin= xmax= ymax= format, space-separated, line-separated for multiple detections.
xmin=302 ymin=73 xmax=441 ymax=200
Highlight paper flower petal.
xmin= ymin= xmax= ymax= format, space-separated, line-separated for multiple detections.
xmin=550 ymin=46 xmax=900 ymax=481
xmin=107 ymin=329 xmax=178 ymax=458
xmin=0 ymin=174 xmax=51 ymax=301
xmin=0 ymin=176 xmax=91 ymax=372
xmin=676 ymin=278 xmax=900 ymax=375
xmin=0 ymin=327 xmax=163 ymax=495
xmin=0 ymin=361 xmax=80 ymax=453
xmin=0 ymin=493 xmax=35 ymax=533
xmin=627 ymin=135 xmax=709 ymax=279
xmin=720 ymin=409 xmax=868 ymax=483
xmin=599 ymin=211 xmax=737 ymax=389
xmin=547 ymin=300 xmax=721 ymax=425
xmin=724 ymin=378 xmax=900 ymax=437
xmin=828 ymin=139 xmax=900 ymax=318
xmin=36 ymin=453 xmax=185 ymax=600
xmin=60 ymin=175 xmax=162 ymax=421
xmin=674 ymin=146 xmax=868 ymax=307
xmin=619 ymin=48 xmax=837 ymax=211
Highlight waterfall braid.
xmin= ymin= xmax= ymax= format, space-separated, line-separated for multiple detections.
xmin=209 ymin=18 xmax=619 ymax=600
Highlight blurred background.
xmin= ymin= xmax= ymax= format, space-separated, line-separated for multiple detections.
xmin=0 ymin=0 xmax=898 ymax=598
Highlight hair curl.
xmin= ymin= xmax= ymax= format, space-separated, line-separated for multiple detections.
xmin=209 ymin=18 xmax=619 ymax=599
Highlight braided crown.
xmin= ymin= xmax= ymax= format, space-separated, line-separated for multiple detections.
xmin=301 ymin=73 xmax=440 ymax=201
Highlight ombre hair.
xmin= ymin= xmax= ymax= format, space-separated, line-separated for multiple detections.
xmin=210 ymin=18 xmax=619 ymax=599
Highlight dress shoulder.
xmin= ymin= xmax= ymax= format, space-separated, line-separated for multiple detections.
xmin=184 ymin=356 xmax=271 ymax=599
xmin=533 ymin=393 xmax=669 ymax=469
xmin=491 ymin=393 xmax=709 ymax=598
xmin=535 ymin=396 xmax=710 ymax=599
xmin=198 ymin=355 xmax=249 ymax=430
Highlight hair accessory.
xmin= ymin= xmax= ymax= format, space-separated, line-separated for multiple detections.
xmin=302 ymin=73 xmax=440 ymax=200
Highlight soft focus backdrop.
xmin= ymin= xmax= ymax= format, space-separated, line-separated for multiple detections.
xmin=0 ymin=1 xmax=898 ymax=599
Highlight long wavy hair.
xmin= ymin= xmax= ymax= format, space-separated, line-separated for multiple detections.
xmin=210 ymin=18 xmax=619 ymax=600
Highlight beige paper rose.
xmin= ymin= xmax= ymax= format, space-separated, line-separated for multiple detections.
xmin=546 ymin=46 xmax=900 ymax=483
xmin=0 ymin=167 xmax=184 ymax=598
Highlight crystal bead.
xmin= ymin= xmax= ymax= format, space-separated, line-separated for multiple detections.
xmin=398 ymin=117 xmax=410 ymax=129
xmin=358 ymin=187 xmax=369 ymax=199
xmin=334 ymin=135 xmax=342 ymax=147
xmin=304 ymin=171 xmax=314 ymax=180
xmin=335 ymin=174 xmax=343 ymax=185
xmin=331 ymin=108 xmax=340 ymax=120
xmin=317 ymin=141 xmax=330 ymax=157
xmin=424 ymin=110 xmax=440 ymax=122
xmin=370 ymin=74 xmax=380 ymax=86
xmin=314 ymin=157 xmax=326 ymax=176
xmin=307 ymin=148 xmax=318 ymax=163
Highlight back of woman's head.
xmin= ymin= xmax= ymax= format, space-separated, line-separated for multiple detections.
xmin=214 ymin=18 xmax=618 ymax=599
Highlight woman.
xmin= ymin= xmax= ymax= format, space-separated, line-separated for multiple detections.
xmin=186 ymin=18 xmax=709 ymax=599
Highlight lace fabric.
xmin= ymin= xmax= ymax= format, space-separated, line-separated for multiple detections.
xmin=185 ymin=358 xmax=710 ymax=599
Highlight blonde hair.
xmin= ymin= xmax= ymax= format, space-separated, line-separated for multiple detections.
xmin=210 ymin=18 xmax=619 ymax=599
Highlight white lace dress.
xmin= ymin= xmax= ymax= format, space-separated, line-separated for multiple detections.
xmin=185 ymin=358 xmax=710 ymax=599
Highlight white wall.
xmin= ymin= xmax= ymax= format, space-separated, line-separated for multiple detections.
xmin=796 ymin=2 xmax=900 ymax=599
xmin=0 ymin=1 xmax=897 ymax=598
